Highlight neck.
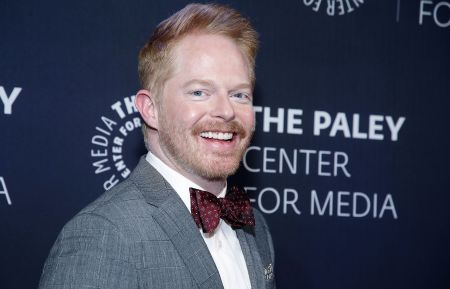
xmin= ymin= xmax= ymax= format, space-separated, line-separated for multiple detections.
xmin=188 ymin=175 xmax=226 ymax=196
xmin=170 ymin=162 xmax=227 ymax=196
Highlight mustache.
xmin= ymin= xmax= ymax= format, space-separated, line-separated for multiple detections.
xmin=192 ymin=120 xmax=249 ymax=139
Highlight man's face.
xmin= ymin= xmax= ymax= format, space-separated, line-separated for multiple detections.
xmin=156 ymin=33 xmax=255 ymax=181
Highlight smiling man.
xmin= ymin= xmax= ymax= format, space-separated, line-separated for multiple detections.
xmin=137 ymin=32 xmax=255 ymax=192
xmin=39 ymin=3 xmax=275 ymax=289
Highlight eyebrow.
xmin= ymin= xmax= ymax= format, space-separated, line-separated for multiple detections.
xmin=230 ymin=83 xmax=252 ymax=91
xmin=182 ymin=79 xmax=252 ymax=91
xmin=182 ymin=79 xmax=214 ymax=89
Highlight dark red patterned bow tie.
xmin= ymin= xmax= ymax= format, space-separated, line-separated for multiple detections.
xmin=189 ymin=186 xmax=255 ymax=234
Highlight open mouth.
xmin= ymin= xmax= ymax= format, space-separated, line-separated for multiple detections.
xmin=199 ymin=131 xmax=234 ymax=141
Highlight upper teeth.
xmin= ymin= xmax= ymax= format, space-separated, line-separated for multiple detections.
xmin=200 ymin=132 xmax=233 ymax=140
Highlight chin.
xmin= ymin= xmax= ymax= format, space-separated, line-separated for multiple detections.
xmin=196 ymin=160 xmax=241 ymax=180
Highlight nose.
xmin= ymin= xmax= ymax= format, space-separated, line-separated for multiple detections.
xmin=210 ymin=93 xmax=235 ymax=122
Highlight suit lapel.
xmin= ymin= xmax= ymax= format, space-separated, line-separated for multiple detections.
xmin=153 ymin=197 xmax=224 ymax=289
xmin=236 ymin=228 xmax=264 ymax=289
xmin=130 ymin=157 xmax=224 ymax=289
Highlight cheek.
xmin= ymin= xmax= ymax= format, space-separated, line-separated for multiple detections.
xmin=238 ymin=107 xmax=255 ymax=128
xmin=169 ymin=103 xmax=206 ymax=128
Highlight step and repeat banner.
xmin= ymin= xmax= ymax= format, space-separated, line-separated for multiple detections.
xmin=1 ymin=1 xmax=449 ymax=289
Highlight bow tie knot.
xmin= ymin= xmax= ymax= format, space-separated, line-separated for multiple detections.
xmin=190 ymin=186 xmax=255 ymax=234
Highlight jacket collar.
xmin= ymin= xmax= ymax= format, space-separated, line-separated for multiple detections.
xmin=130 ymin=157 xmax=224 ymax=289
xmin=129 ymin=156 xmax=263 ymax=289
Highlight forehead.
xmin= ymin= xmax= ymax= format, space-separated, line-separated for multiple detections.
xmin=169 ymin=33 xmax=250 ymax=84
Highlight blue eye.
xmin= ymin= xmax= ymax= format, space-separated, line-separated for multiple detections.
xmin=231 ymin=92 xmax=251 ymax=102
xmin=191 ymin=90 xmax=203 ymax=97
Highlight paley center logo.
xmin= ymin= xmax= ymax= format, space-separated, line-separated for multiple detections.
xmin=89 ymin=95 xmax=146 ymax=191
xmin=302 ymin=0 xmax=365 ymax=16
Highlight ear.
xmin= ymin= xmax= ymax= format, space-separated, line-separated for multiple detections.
xmin=135 ymin=89 xmax=159 ymax=129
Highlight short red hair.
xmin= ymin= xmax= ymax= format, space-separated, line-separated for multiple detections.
xmin=138 ymin=3 xmax=259 ymax=95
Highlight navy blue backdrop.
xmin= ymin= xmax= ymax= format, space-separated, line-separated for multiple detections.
xmin=1 ymin=0 xmax=450 ymax=288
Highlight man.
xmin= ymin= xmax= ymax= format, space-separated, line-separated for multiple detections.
xmin=39 ymin=3 xmax=275 ymax=289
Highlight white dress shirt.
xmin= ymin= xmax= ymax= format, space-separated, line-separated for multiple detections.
xmin=146 ymin=151 xmax=251 ymax=289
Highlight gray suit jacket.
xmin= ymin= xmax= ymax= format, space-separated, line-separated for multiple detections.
xmin=39 ymin=157 xmax=276 ymax=289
